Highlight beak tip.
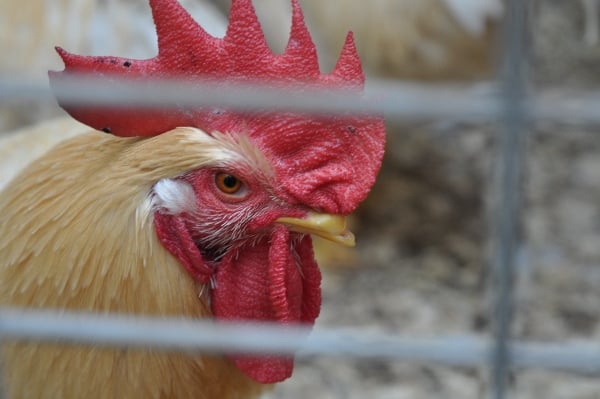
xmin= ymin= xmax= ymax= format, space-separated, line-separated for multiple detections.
xmin=276 ymin=213 xmax=356 ymax=247
xmin=340 ymin=232 xmax=356 ymax=248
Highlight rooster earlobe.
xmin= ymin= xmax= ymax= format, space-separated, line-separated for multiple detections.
xmin=151 ymin=0 xmax=219 ymax=61
xmin=279 ymin=0 xmax=320 ymax=77
xmin=328 ymin=32 xmax=365 ymax=88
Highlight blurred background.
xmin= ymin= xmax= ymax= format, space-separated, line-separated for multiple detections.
xmin=1 ymin=0 xmax=600 ymax=397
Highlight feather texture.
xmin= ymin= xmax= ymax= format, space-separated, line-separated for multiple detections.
xmin=0 ymin=124 xmax=265 ymax=398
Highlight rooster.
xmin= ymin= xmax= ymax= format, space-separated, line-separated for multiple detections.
xmin=0 ymin=0 xmax=385 ymax=397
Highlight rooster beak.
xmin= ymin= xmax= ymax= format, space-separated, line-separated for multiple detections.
xmin=276 ymin=212 xmax=356 ymax=247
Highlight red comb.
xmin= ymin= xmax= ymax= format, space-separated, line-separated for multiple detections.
xmin=49 ymin=0 xmax=364 ymax=136
xmin=50 ymin=0 xmax=385 ymax=214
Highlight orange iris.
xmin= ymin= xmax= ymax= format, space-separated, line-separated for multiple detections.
xmin=215 ymin=173 xmax=242 ymax=194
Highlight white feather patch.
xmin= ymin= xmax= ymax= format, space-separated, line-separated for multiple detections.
xmin=151 ymin=178 xmax=197 ymax=215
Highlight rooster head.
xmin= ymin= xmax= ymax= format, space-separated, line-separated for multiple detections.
xmin=49 ymin=0 xmax=385 ymax=384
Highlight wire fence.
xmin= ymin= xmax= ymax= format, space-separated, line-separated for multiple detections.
xmin=3 ymin=77 xmax=600 ymax=124
xmin=0 ymin=307 xmax=599 ymax=375
xmin=0 ymin=0 xmax=599 ymax=398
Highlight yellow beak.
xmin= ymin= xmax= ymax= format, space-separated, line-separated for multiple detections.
xmin=276 ymin=212 xmax=356 ymax=247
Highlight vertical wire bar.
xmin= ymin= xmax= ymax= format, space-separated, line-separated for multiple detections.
xmin=490 ymin=0 xmax=529 ymax=398
xmin=0 ymin=341 xmax=6 ymax=399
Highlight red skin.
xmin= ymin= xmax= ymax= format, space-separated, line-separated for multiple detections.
xmin=49 ymin=0 xmax=385 ymax=215
xmin=48 ymin=0 xmax=364 ymax=138
xmin=154 ymin=167 xmax=320 ymax=383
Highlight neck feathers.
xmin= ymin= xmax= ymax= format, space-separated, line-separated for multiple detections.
xmin=0 ymin=127 xmax=263 ymax=398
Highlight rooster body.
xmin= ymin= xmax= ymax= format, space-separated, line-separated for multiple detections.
xmin=0 ymin=126 xmax=264 ymax=398
xmin=0 ymin=0 xmax=385 ymax=397
xmin=0 ymin=118 xmax=86 ymax=190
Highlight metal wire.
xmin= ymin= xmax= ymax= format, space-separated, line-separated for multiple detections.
xmin=489 ymin=0 xmax=529 ymax=398
xmin=3 ymin=76 xmax=600 ymax=124
xmin=1 ymin=76 xmax=501 ymax=122
xmin=0 ymin=307 xmax=598 ymax=375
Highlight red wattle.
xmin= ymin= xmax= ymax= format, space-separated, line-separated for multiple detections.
xmin=153 ymin=212 xmax=213 ymax=283
xmin=210 ymin=226 xmax=321 ymax=383
xmin=154 ymin=211 xmax=321 ymax=383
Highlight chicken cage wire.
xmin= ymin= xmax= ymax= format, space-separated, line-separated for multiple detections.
xmin=1 ymin=0 xmax=600 ymax=398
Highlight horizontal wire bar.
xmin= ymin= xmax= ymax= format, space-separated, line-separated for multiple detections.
xmin=1 ymin=76 xmax=600 ymax=124
xmin=0 ymin=76 xmax=498 ymax=121
xmin=0 ymin=307 xmax=598 ymax=375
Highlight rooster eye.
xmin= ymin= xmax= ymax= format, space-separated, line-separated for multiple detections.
xmin=215 ymin=172 xmax=243 ymax=195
